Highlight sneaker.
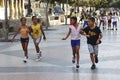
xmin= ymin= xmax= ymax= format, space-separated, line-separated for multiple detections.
xmin=91 ymin=64 xmax=96 ymax=70
xmin=39 ymin=51 xmax=42 ymax=58
xmin=95 ymin=55 xmax=98 ymax=63
xmin=111 ymin=28 xmax=114 ymax=30
xmin=37 ymin=51 xmax=42 ymax=59
xmin=76 ymin=64 xmax=79 ymax=68
xmin=35 ymin=58 xmax=40 ymax=62
xmin=116 ymin=28 xmax=117 ymax=30
xmin=72 ymin=57 xmax=75 ymax=64
xmin=35 ymin=53 xmax=41 ymax=62
xmin=23 ymin=57 xmax=27 ymax=63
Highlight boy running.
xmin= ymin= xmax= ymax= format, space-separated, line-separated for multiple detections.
xmin=29 ymin=16 xmax=46 ymax=61
xmin=81 ymin=17 xmax=103 ymax=70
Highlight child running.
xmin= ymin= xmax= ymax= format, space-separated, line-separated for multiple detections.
xmin=12 ymin=17 xmax=30 ymax=63
xmin=62 ymin=16 xmax=81 ymax=68
xmin=29 ymin=16 xmax=46 ymax=61
xmin=81 ymin=17 xmax=103 ymax=70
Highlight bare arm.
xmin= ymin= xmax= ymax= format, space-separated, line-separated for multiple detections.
xmin=28 ymin=26 xmax=33 ymax=39
xmin=62 ymin=28 xmax=71 ymax=40
xmin=12 ymin=27 xmax=20 ymax=42
xmin=80 ymin=29 xmax=90 ymax=37
xmin=96 ymin=33 xmax=103 ymax=44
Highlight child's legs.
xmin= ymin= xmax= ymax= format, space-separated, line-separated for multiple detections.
xmin=88 ymin=44 xmax=95 ymax=64
xmin=93 ymin=45 xmax=98 ymax=56
xmin=75 ymin=46 xmax=80 ymax=64
xmin=115 ymin=21 xmax=117 ymax=28
xmin=71 ymin=40 xmax=80 ymax=64
xmin=33 ymin=37 xmax=42 ymax=53
xmin=75 ymin=40 xmax=80 ymax=64
xmin=71 ymin=40 xmax=76 ymax=58
xmin=21 ymin=38 xmax=29 ymax=57
xmin=72 ymin=47 xmax=76 ymax=58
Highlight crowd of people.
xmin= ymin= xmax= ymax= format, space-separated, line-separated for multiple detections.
xmin=78 ymin=9 xmax=120 ymax=31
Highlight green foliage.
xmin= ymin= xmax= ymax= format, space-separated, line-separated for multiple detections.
xmin=110 ymin=0 xmax=120 ymax=8
xmin=40 ymin=0 xmax=120 ymax=8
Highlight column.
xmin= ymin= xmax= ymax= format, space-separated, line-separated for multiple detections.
xmin=8 ymin=0 xmax=13 ymax=19
xmin=21 ymin=0 xmax=24 ymax=17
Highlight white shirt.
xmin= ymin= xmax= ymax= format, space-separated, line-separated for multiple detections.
xmin=69 ymin=24 xmax=82 ymax=40
xmin=102 ymin=16 xmax=107 ymax=22
xmin=112 ymin=15 xmax=118 ymax=22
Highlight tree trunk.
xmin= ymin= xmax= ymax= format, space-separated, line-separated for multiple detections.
xmin=21 ymin=0 xmax=24 ymax=17
xmin=18 ymin=0 xmax=21 ymax=18
xmin=65 ymin=0 xmax=69 ymax=25
xmin=4 ymin=0 xmax=9 ymax=41
xmin=45 ymin=2 xmax=50 ymax=29
xmin=9 ymin=0 xmax=12 ymax=19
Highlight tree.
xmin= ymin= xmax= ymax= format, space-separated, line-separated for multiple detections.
xmin=4 ymin=0 xmax=9 ymax=41
xmin=109 ymin=0 xmax=120 ymax=8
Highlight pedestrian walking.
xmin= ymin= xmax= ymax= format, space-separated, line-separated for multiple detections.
xmin=107 ymin=12 xmax=112 ymax=30
xmin=80 ymin=17 xmax=103 ymax=70
xmin=62 ymin=16 xmax=81 ymax=68
xmin=12 ymin=17 xmax=30 ymax=63
xmin=112 ymin=12 xmax=119 ymax=30
xmin=29 ymin=16 xmax=46 ymax=61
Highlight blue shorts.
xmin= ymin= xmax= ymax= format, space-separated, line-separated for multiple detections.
xmin=83 ymin=21 xmax=88 ymax=27
xmin=71 ymin=40 xmax=80 ymax=47
xmin=113 ymin=21 xmax=117 ymax=25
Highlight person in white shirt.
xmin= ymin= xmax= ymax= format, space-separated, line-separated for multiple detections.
xmin=112 ymin=12 xmax=119 ymax=30
xmin=62 ymin=17 xmax=82 ymax=68
xmin=102 ymin=14 xmax=108 ymax=30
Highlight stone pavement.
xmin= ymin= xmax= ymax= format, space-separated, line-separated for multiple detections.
xmin=0 ymin=22 xmax=120 ymax=80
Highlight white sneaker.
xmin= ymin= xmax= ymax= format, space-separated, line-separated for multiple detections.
xmin=35 ymin=58 xmax=40 ymax=62
xmin=38 ymin=51 xmax=42 ymax=59
xmin=39 ymin=51 xmax=42 ymax=58
xmin=23 ymin=57 xmax=27 ymax=63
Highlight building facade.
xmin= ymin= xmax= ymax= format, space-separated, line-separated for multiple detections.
xmin=0 ymin=0 xmax=25 ymax=19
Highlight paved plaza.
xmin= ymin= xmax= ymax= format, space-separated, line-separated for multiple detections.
xmin=0 ymin=22 xmax=120 ymax=80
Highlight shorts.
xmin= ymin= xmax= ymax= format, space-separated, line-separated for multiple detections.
xmin=33 ymin=36 xmax=42 ymax=44
xmin=100 ymin=20 xmax=104 ymax=23
xmin=83 ymin=21 xmax=88 ymax=27
xmin=71 ymin=40 xmax=80 ymax=47
xmin=20 ymin=37 xmax=29 ymax=43
xmin=108 ymin=19 xmax=111 ymax=23
xmin=88 ymin=44 xmax=98 ymax=55
xmin=112 ymin=21 xmax=117 ymax=25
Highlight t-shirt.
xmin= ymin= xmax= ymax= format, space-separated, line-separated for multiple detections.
xmin=83 ymin=26 xmax=102 ymax=45
xmin=31 ymin=23 xmax=41 ymax=39
xmin=70 ymin=12 xmax=76 ymax=17
xmin=69 ymin=24 xmax=82 ymax=40
xmin=112 ymin=15 xmax=118 ymax=22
